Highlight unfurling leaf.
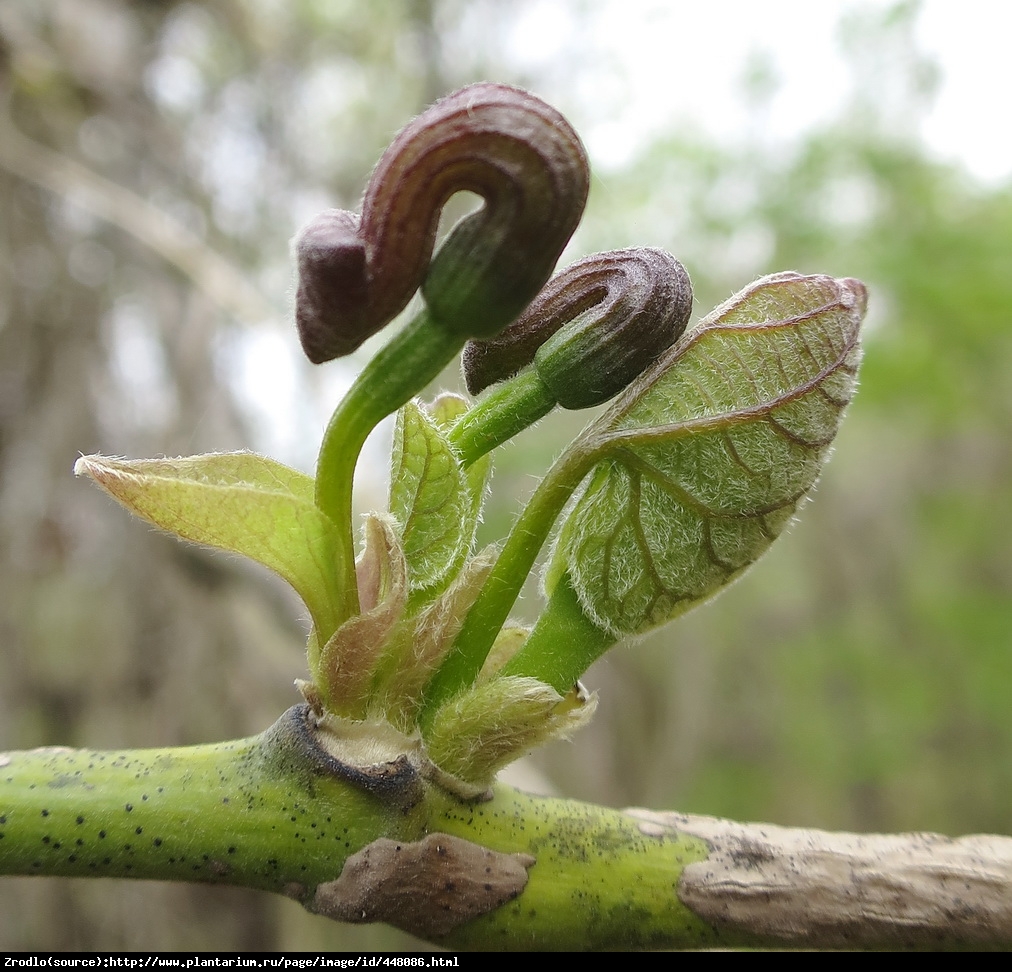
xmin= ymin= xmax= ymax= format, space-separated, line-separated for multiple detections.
xmin=372 ymin=546 xmax=498 ymax=731
xmin=315 ymin=515 xmax=408 ymax=716
xmin=425 ymin=676 xmax=596 ymax=790
xmin=547 ymin=272 xmax=866 ymax=636
xmin=427 ymin=393 xmax=490 ymax=531
xmin=389 ymin=398 xmax=485 ymax=595
xmin=75 ymin=452 xmax=344 ymax=641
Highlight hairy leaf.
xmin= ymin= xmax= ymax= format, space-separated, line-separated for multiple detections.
xmin=75 ymin=452 xmax=344 ymax=640
xmin=389 ymin=399 xmax=483 ymax=594
xmin=372 ymin=545 xmax=498 ymax=731
xmin=547 ymin=273 xmax=866 ymax=636
xmin=428 ymin=392 xmax=490 ymax=535
xmin=425 ymin=676 xmax=596 ymax=789
xmin=316 ymin=514 xmax=408 ymax=716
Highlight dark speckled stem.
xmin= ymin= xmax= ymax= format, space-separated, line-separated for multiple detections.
xmin=0 ymin=707 xmax=412 ymax=898
xmin=1 ymin=706 xmax=716 ymax=950
xmin=426 ymin=784 xmax=714 ymax=951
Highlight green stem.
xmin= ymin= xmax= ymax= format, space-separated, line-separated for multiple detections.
xmin=7 ymin=710 xmax=1006 ymax=950
xmin=0 ymin=708 xmax=407 ymax=893
xmin=427 ymin=784 xmax=714 ymax=951
xmin=448 ymin=368 xmax=556 ymax=468
xmin=419 ymin=440 xmax=600 ymax=724
xmin=0 ymin=707 xmax=717 ymax=951
xmin=314 ymin=307 xmax=466 ymax=625
xmin=500 ymin=571 xmax=616 ymax=692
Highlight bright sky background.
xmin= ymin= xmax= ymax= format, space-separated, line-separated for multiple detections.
xmin=500 ymin=0 xmax=1012 ymax=183
xmin=239 ymin=0 xmax=1012 ymax=471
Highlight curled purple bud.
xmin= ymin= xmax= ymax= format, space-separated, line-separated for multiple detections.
xmin=463 ymin=247 xmax=693 ymax=409
xmin=294 ymin=210 xmax=368 ymax=363
xmin=294 ymin=83 xmax=590 ymax=364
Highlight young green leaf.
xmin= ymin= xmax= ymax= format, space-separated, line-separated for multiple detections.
xmin=545 ymin=272 xmax=867 ymax=637
xmin=424 ymin=676 xmax=596 ymax=792
xmin=427 ymin=393 xmax=490 ymax=536
xmin=75 ymin=452 xmax=344 ymax=643
xmin=389 ymin=398 xmax=485 ymax=596
xmin=371 ymin=545 xmax=498 ymax=731
xmin=315 ymin=514 xmax=409 ymax=717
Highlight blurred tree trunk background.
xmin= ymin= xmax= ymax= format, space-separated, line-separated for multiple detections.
xmin=0 ymin=0 xmax=472 ymax=950
xmin=2 ymin=0 xmax=1011 ymax=951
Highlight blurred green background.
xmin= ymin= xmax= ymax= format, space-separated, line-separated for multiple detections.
xmin=2 ymin=0 xmax=1010 ymax=951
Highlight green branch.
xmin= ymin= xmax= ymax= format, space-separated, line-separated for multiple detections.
xmin=5 ymin=706 xmax=1011 ymax=951
xmin=0 ymin=708 xmax=403 ymax=893
xmin=0 ymin=706 xmax=713 ymax=949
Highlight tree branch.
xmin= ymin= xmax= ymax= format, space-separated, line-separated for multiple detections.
xmin=3 ymin=707 xmax=1010 ymax=950
xmin=632 ymin=808 xmax=1012 ymax=950
xmin=0 ymin=112 xmax=276 ymax=325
